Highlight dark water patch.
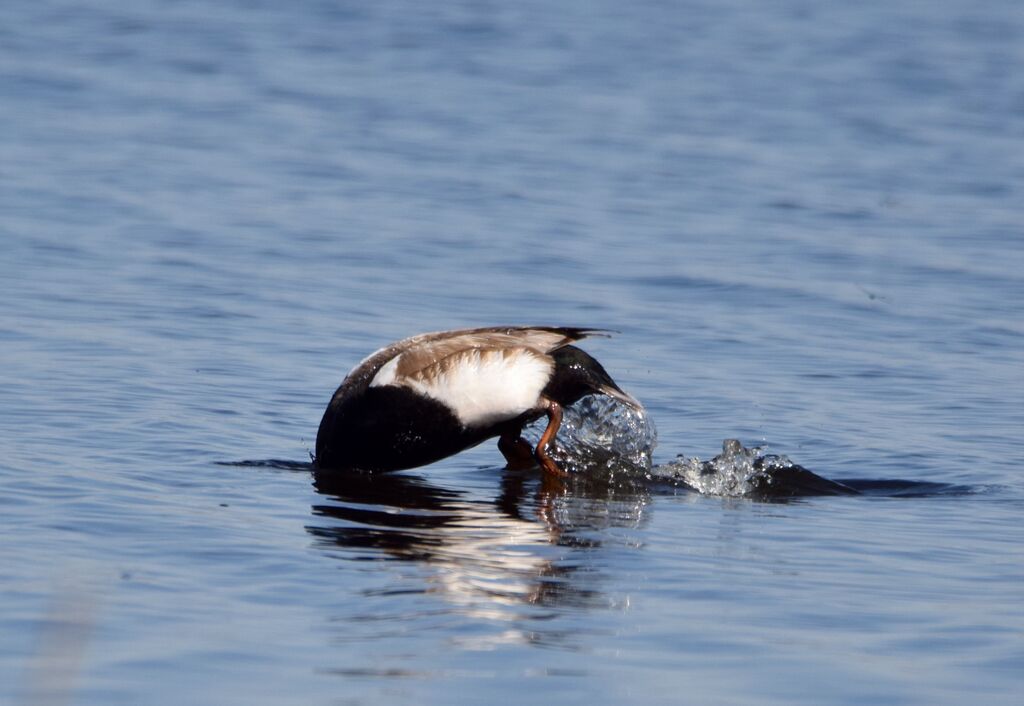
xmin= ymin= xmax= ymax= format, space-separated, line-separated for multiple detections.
xmin=216 ymin=459 xmax=314 ymax=472
xmin=838 ymin=478 xmax=977 ymax=498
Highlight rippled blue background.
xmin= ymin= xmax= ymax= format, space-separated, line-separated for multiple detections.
xmin=2 ymin=1 xmax=1022 ymax=704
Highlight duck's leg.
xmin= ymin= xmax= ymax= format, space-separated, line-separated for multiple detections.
xmin=534 ymin=399 xmax=568 ymax=478
xmin=498 ymin=431 xmax=535 ymax=470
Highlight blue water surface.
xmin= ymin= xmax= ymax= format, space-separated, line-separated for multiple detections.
xmin=2 ymin=1 xmax=1023 ymax=704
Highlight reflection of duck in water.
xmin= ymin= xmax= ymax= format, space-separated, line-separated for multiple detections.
xmin=315 ymin=327 xmax=641 ymax=477
xmin=309 ymin=467 xmax=651 ymax=624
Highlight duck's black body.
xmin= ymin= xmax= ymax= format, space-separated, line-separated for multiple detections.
xmin=317 ymin=384 xmax=515 ymax=472
xmin=314 ymin=326 xmax=638 ymax=475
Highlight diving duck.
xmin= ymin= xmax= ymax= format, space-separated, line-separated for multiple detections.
xmin=314 ymin=326 xmax=640 ymax=476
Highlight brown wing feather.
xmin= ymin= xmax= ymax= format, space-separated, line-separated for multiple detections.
xmin=390 ymin=326 xmax=609 ymax=380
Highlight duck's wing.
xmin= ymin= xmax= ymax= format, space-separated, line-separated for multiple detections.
xmin=382 ymin=326 xmax=609 ymax=379
xmin=362 ymin=327 xmax=610 ymax=427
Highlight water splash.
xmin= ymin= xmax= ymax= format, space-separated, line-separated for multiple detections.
xmin=522 ymin=401 xmax=841 ymax=499
xmin=523 ymin=394 xmax=657 ymax=476
xmin=651 ymin=439 xmax=785 ymax=496
xmin=652 ymin=439 xmax=858 ymax=498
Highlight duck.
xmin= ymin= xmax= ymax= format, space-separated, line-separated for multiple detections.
xmin=314 ymin=326 xmax=640 ymax=476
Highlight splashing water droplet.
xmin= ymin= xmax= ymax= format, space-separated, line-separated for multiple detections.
xmin=523 ymin=394 xmax=657 ymax=476
xmin=650 ymin=439 xmax=796 ymax=497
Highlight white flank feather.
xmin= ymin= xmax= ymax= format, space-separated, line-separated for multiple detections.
xmin=370 ymin=349 xmax=553 ymax=427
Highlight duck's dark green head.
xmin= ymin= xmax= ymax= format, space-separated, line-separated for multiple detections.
xmin=543 ymin=345 xmax=639 ymax=409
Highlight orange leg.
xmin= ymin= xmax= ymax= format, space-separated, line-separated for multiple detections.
xmin=534 ymin=399 xmax=568 ymax=478
xmin=499 ymin=432 xmax=535 ymax=470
